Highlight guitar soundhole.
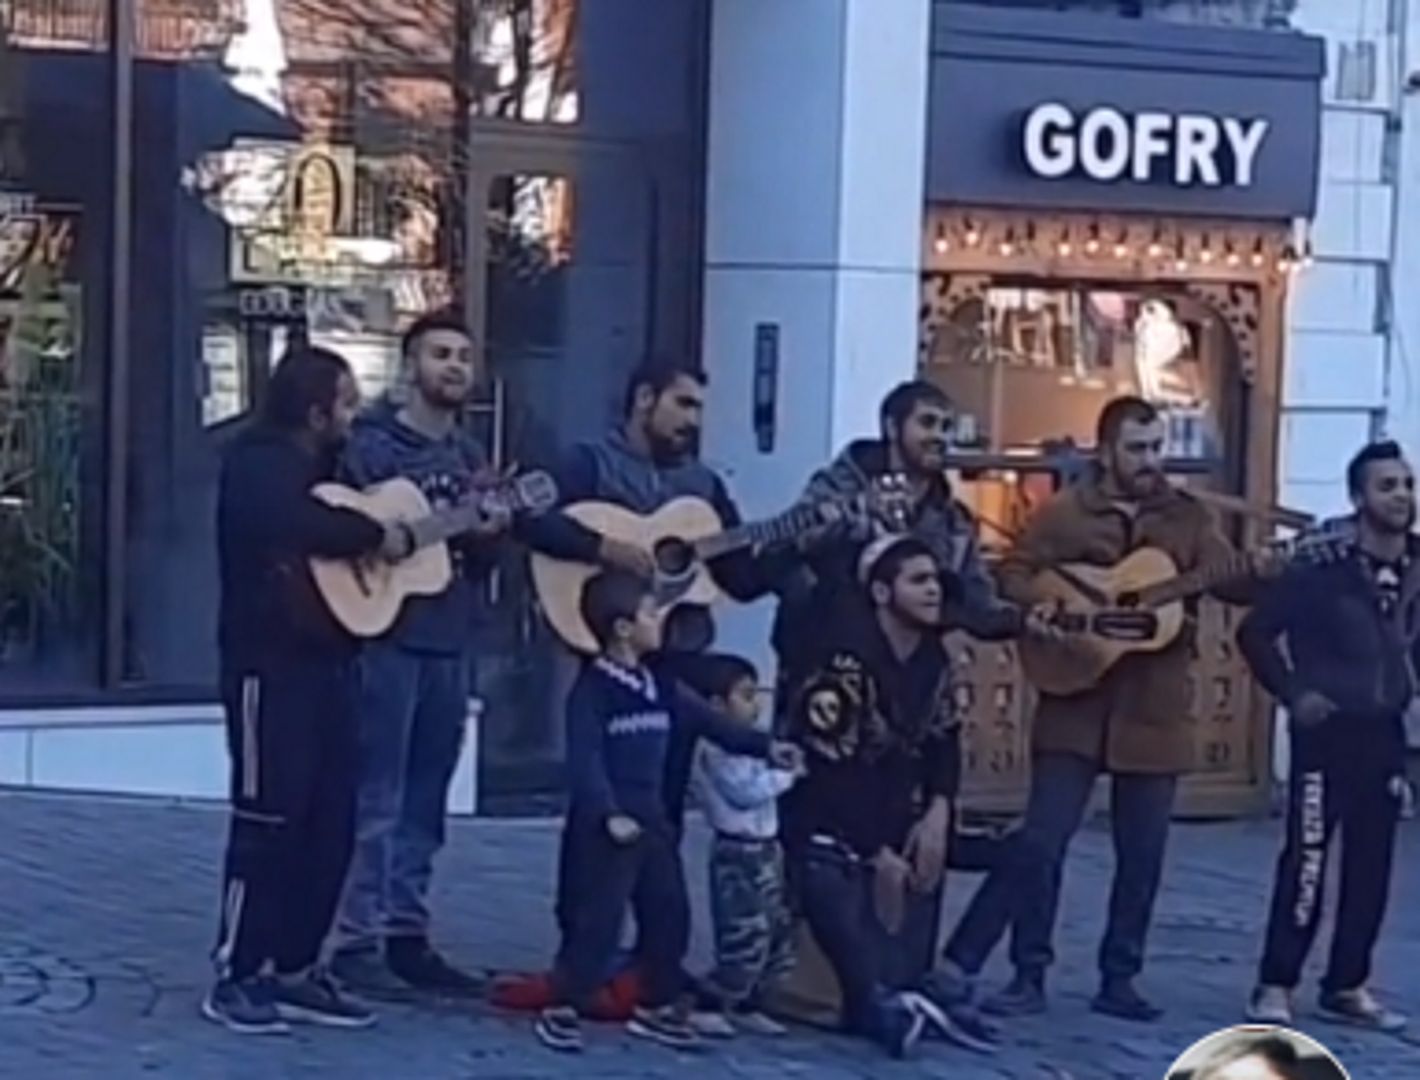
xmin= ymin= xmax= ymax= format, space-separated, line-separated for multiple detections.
xmin=654 ymin=537 xmax=695 ymax=580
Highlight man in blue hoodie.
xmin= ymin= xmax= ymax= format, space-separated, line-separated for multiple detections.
xmin=331 ymin=311 xmax=509 ymax=996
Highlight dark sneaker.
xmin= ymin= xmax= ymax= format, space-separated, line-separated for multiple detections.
xmin=386 ymin=938 xmax=485 ymax=997
xmin=922 ymin=962 xmax=975 ymax=1008
xmin=200 ymin=978 xmax=290 ymax=1036
xmin=1091 ymin=978 xmax=1163 ymax=1023
xmin=535 ymin=1006 xmax=584 ymax=1053
xmin=981 ymin=970 xmax=1047 ymax=1017
xmin=879 ymin=993 xmax=927 ymax=1060
xmin=1319 ymin=988 xmax=1407 ymax=1033
xmin=906 ymin=990 xmax=1000 ymax=1054
xmin=329 ymin=948 xmax=419 ymax=1002
xmin=627 ymin=1004 xmax=702 ymax=1050
xmin=272 ymin=971 xmax=377 ymax=1029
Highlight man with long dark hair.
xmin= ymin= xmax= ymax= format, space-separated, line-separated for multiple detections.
xmin=1239 ymin=440 xmax=1415 ymax=1031
xmin=207 ymin=346 xmax=409 ymax=1034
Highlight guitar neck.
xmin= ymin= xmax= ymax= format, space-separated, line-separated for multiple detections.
xmin=405 ymin=503 xmax=485 ymax=551
xmin=1142 ymin=547 xmax=1266 ymax=607
xmin=697 ymin=502 xmax=824 ymax=561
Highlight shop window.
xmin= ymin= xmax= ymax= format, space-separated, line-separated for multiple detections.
xmin=925 ymin=283 xmax=1238 ymax=464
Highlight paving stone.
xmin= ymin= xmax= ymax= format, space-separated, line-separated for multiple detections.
xmin=0 ymin=792 xmax=1417 ymax=1078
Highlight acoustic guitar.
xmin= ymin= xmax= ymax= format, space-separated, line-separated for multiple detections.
xmin=530 ymin=479 xmax=911 ymax=654
xmin=311 ymin=470 xmax=558 ymax=637
xmin=1017 ymin=522 xmax=1354 ymax=696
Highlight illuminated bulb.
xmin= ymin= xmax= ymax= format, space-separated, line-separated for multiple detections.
xmin=1174 ymin=258 xmax=1189 ymax=272
xmin=964 ymin=221 xmax=981 ymax=246
xmin=934 ymin=233 xmax=949 ymax=255
xmin=1058 ymin=241 xmax=1073 ymax=257
xmin=1148 ymin=242 xmax=1163 ymax=258
xmin=1085 ymin=237 xmax=1101 ymax=255
xmin=1251 ymin=250 xmax=1266 ymax=268
xmin=1199 ymin=247 xmax=1214 ymax=264
xmin=1114 ymin=242 xmax=1129 ymax=259
xmin=999 ymin=240 xmax=1015 ymax=257
xmin=1226 ymin=249 xmax=1242 ymax=268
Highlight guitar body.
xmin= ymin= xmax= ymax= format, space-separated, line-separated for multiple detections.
xmin=1017 ymin=547 xmax=1188 ymax=696
xmin=310 ymin=478 xmax=453 ymax=638
xmin=530 ymin=496 xmax=729 ymax=654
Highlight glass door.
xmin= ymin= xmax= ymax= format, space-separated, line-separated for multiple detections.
xmin=462 ymin=129 xmax=655 ymax=812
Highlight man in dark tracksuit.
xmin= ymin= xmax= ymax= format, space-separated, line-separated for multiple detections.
xmin=1238 ymin=440 xmax=1417 ymax=1032
xmin=332 ymin=312 xmax=509 ymax=996
xmin=208 ymin=346 xmax=405 ymax=1035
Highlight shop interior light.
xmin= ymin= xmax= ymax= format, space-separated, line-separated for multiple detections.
xmin=1251 ymin=239 xmax=1266 ymax=268
xmin=1225 ymin=244 xmax=1242 ymax=268
xmin=1147 ymin=226 xmax=1164 ymax=258
xmin=1113 ymin=229 xmax=1129 ymax=259
xmin=1057 ymin=230 xmax=1073 ymax=257
xmin=933 ymin=221 xmax=949 ymax=254
xmin=1278 ymin=245 xmax=1297 ymax=273
xmin=1199 ymin=235 xmax=1214 ymax=264
xmin=999 ymin=229 xmax=1016 ymax=257
xmin=964 ymin=219 xmax=981 ymax=246
xmin=1085 ymin=223 xmax=1102 ymax=255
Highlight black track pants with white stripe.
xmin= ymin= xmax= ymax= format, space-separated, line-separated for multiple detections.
xmin=213 ymin=657 xmax=359 ymax=982
xmin=1258 ymin=713 xmax=1406 ymax=993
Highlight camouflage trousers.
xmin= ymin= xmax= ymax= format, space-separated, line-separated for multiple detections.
xmin=704 ymin=835 xmax=796 ymax=1006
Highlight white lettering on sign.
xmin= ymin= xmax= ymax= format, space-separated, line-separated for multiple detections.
xmin=1022 ymin=103 xmax=1271 ymax=189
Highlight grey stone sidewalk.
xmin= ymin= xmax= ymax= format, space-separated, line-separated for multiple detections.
xmin=1 ymin=790 xmax=1418 ymax=1078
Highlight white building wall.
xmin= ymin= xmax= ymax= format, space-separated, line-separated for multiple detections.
xmin=698 ymin=0 xmax=931 ymax=673
xmin=1285 ymin=0 xmax=1396 ymax=518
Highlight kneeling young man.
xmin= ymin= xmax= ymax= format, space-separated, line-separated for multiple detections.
xmin=781 ymin=536 xmax=998 ymax=1059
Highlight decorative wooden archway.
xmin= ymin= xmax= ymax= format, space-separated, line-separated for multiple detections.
xmin=919 ymin=205 xmax=1300 ymax=819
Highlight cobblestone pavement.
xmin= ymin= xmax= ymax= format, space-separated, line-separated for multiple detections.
xmin=2 ymin=791 xmax=1419 ymax=1078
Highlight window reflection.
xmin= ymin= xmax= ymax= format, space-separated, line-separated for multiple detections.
xmin=925 ymin=283 xmax=1230 ymax=461
xmin=472 ymin=0 xmax=579 ymax=123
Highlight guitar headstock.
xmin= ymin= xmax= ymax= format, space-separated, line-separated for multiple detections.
xmin=1280 ymin=517 xmax=1358 ymax=566
xmin=475 ymin=469 xmax=559 ymax=516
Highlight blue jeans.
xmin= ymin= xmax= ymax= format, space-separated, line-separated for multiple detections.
xmin=944 ymin=752 xmax=1177 ymax=981
xmin=336 ymin=641 xmax=470 ymax=951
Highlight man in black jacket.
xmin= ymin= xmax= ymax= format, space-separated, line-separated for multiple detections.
xmin=1238 ymin=440 xmax=1416 ymax=1032
xmin=206 ymin=346 xmax=409 ymax=1036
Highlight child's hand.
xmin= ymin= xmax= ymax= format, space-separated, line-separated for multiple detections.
xmin=769 ymin=741 xmax=804 ymax=774
xmin=606 ymin=814 xmax=642 ymax=846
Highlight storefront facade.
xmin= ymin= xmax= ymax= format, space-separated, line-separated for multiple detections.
xmin=0 ymin=1 xmax=1337 ymax=817
xmin=918 ymin=4 xmax=1324 ymax=817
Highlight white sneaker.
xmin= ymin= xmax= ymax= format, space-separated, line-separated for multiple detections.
xmin=734 ymin=1009 xmax=788 ymax=1036
xmin=688 ymin=1010 xmax=736 ymax=1039
xmin=1319 ymin=987 xmax=1407 ymax=1033
xmin=1245 ymin=985 xmax=1293 ymax=1025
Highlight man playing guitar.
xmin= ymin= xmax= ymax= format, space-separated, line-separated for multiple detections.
xmin=331 ymin=311 xmax=511 ymax=998
xmin=938 ymin=395 xmax=1275 ymax=1024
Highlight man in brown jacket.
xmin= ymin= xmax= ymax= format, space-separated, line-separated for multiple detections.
xmin=937 ymin=396 xmax=1267 ymax=1023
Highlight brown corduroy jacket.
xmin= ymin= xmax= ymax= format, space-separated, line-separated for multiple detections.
xmin=999 ymin=470 xmax=1255 ymax=774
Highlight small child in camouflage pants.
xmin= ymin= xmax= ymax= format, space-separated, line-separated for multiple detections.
xmin=688 ymin=654 xmax=804 ymax=1035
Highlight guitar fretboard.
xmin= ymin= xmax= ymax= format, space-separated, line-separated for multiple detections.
xmin=1137 ymin=527 xmax=1346 ymax=608
xmin=697 ymin=502 xmax=827 ymax=561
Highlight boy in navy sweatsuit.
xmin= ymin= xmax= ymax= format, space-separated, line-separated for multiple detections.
xmin=535 ymin=571 xmax=800 ymax=1054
